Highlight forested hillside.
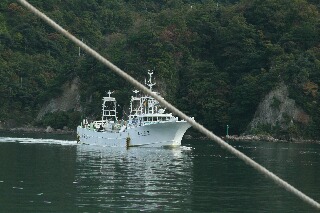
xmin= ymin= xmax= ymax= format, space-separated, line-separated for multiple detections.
xmin=0 ymin=0 xmax=320 ymax=139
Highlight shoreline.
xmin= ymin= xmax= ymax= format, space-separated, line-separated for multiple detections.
xmin=1 ymin=127 xmax=320 ymax=144
xmin=185 ymin=134 xmax=320 ymax=144
xmin=0 ymin=126 xmax=76 ymax=135
xmin=222 ymin=134 xmax=320 ymax=144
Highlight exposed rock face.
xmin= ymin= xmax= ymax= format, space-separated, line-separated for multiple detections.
xmin=248 ymin=83 xmax=310 ymax=131
xmin=36 ymin=77 xmax=82 ymax=120
xmin=45 ymin=126 xmax=54 ymax=133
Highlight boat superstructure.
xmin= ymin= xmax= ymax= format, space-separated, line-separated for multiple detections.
xmin=77 ymin=71 xmax=192 ymax=147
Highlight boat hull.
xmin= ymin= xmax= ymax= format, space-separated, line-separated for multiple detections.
xmin=77 ymin=121 xmax=191 ymax=147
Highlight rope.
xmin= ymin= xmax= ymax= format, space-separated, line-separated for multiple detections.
xmin=17 ymin=0 xmax=320 ymax=210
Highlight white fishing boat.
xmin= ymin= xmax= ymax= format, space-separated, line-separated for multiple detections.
xmin=76 ymin=71 xmax=192 ymax=147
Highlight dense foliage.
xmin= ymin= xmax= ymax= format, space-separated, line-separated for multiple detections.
xmin=0 ymin=0 xmax=319 ymax=138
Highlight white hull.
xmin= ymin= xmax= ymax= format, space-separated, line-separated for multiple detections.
xmin=77 ymin=121 xmax=191 ymax=147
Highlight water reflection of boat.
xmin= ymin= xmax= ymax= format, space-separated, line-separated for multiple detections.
xmin=77 ymin=71 xmax=193 ymax=147
xmin=75 ymin=144 xmax=193 ymax=211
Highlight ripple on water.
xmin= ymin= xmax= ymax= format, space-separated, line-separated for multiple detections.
xmin=0 ymin=136 xmax=77 ymax=145
xmin=0 ymin=138 xmax=319 ymax=212
xmin=74 ymin=145 xmax=194 ymax=211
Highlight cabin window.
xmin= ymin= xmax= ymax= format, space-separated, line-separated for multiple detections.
xmin=143 ymin=117 xmax=147 ymax=121
xmin=148 ymin=117 xmax=152 ymax=121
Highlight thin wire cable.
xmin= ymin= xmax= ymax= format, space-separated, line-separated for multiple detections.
xmin=17 ymin=0 xmax=320 ymax=210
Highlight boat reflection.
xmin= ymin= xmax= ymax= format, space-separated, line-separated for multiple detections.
xmin=75 ymin=144 xmax=194 ymax=211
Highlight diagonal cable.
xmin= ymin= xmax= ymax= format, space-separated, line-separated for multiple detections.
xmin=17 ymin=0 xmax=320 ymax=210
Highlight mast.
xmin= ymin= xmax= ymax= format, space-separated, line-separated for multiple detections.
xmin=102 ymin=90 xmax=117 ymax=121
xmin=130 ymin=90 xmax=142 ymax=118
xmin=143 ymin=70 xmax=159 ymax=114
xmin=147 ymin=70 xmax=156 ymax=91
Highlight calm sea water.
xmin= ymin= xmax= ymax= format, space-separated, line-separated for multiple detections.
xmin=0 ymin=132 xmax=319 ymax=212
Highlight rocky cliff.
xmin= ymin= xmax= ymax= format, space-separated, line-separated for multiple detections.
xmin=248 ymin=83 xmax=310 ymax=134
xmin=36 ymin=77 xmax=82 ymax=120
